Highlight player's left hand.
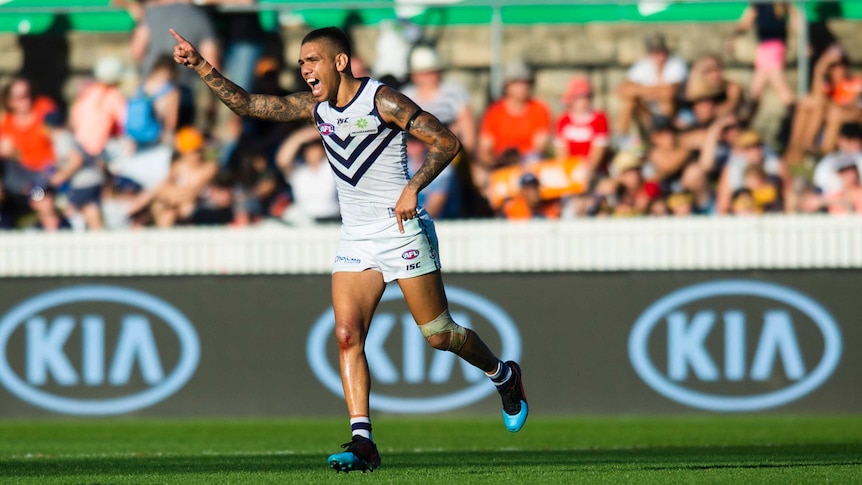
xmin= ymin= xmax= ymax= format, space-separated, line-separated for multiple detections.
xmin=394 ymin=187 xmax=419 ymax=234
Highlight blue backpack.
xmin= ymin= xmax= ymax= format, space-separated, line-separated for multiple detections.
xmin=125 ymin=83 xmax=173 ymax=145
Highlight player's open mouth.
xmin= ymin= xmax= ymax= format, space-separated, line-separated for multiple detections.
xmin=307 ymin=77 xmax=322 ymax=96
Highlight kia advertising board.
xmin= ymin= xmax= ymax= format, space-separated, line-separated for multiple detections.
xmin=0 ymin=272 xmax=858 ymax=417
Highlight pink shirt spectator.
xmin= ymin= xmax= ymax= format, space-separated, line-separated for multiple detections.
xmin=70 ymin=82 xmax=127 ymax=156
xmin=556 ymin=111 xmax=609 ymax=158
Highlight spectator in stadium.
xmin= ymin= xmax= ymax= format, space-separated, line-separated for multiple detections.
xmin=615 ymin=32 xmax=688 ymax=145
xmin=666 ymin=191 xmax=695 ymax=217
xmin=554 ymin=75 xmax=610 ymax=178
xmin=231 ymin=148 xmax=279 ymax=226
xmin=823 ymin=157 xmax=862 ymax=214
xmin=612 ymin=149 xmax=662 ymax=216
xmin=697 ymin=113 xmax=744 ymax=181
xmin=146 ymin=126 xmax=218 ymax=227
xmin=126 ymin=55 xmax=181 ymax=151
xmin=101 ymin=176 xmax=149 ymax=230
xmin=714 ymin=129 xmax=785 ymax=214
xmin=729 ymin=188 xmax=759 ymax=215
xmin=500 ymin=172 xmax=560 ymax=220
xmin=129 ymin=0 xmax=219 ymax=128
xmin=584 ymin=175 xmax=618 ymax=217
xmin=646 ymin=196 xmax=670 ymax=216
xmin=813 ymin=122 xmax=862 ymax=197
xmin=682 ymin=54 xmax=745 ymax=121
xmin=0 ymin=77 xmax=63 ymax=230
xmin=742 ymin=164 xmax=784 ymax=213
xmin=728 ymin=1 xmax=798 ymax=116
xmin=678 ymin=161 xmax=716 ymax=215
xmin=786 ymin=46 xmax=862 ymax=164
xmin=274 ymin=125 xmax=341 ymax=225
xmin=190 ymin=168 xmax=236 ymax=225
xmin=476 ymin=58 xmax=551 ymax=192
xmin=676 ymin=55 xmax=745 ymax=149
xmin=50 ymin=56 xmax=128 ymax=231
xmin=108 ymin=56 xmax=179 ymax=196
xmin=642 ymin=117 xmax=692 ymax=187
xmin=401 ymin=44 xmax=477 ymax=157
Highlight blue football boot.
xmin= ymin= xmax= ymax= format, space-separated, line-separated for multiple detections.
xmin=327 ymin=435 xmax=381 ymax=473
xmin=498 ymin=361 xmax=528 ymax=432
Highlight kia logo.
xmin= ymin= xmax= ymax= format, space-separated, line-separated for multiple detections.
xmin=307 ymin=285 xmax=521 ymax=413
xmin=0 ymin=285 xmax=200 ymax=415
xmin=629 ymin=280 xmax=842 ymax=412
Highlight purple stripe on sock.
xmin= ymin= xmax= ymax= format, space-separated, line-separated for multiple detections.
xmin=351 ymin=422 xmax=373 ymax=432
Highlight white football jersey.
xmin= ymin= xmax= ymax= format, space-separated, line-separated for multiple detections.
xmin=314 ymin=78 xmax=409 ymax=228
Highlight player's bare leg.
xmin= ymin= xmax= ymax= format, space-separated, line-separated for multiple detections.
xmin=397 ymin=270 xmax=528 ymax=432
xmin=398 ymin=270 xmax=496 ymax=371
xmin=328 ymin=270 xmax=385 ymax=472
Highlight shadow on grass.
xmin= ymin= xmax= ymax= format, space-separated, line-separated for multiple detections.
xmin=2 ymin=444 xmax=861 ymax=478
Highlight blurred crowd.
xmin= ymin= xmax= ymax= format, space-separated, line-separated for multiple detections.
xmin=1 ymin=0 xmax=861 ymax=232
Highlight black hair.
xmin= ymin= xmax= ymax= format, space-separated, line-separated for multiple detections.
xmin=302 ymin=27 xmax=352 ymax=59
xmin=839 ymin=122 xmax=862 ymax=141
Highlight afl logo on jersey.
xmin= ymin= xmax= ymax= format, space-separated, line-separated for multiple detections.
xmin=402 ymin=249 xmax=420 ymax=260
xmin=318 ymin=123 xmax=335 ymax=136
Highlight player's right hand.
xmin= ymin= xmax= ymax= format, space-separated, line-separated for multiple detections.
xmin=170 ymin=28 xmax=203 ymax=70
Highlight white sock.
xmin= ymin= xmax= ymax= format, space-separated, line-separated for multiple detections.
xmin=486 ymin=360 xmax=512 ymax=387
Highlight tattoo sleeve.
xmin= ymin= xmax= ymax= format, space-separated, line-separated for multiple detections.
xmin=200 ymin=66 xmax=315 ymax=123
xmin=376 ymin=87 xmax=462 ymax=193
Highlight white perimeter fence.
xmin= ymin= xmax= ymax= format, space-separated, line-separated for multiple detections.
xmin=1 ymin=215 xmax=861 ymax=277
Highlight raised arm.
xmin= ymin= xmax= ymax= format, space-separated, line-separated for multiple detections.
xmin=170 ymin=28 xmax=315 ymax=123
xmin=275 ymin=125 xmax=321 ymax=175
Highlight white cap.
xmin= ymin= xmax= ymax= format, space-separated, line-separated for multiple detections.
xmin=409 ymin=45 xmax=442 ymax=73
xmin=94 ymin=56 xmax=124 ymax=85
xmin=503 ymin=58 xmax=532 ymax=84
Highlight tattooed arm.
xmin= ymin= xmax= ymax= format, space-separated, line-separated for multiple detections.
xmin=170 ymin=29 xmax=315 ymax=123
xmin=377 ymin=86 xmax=461 ymax=191
xmin=376 ymin=85 xmax=462 ymax=231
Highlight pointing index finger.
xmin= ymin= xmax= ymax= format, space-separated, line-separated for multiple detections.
xmin=169 ymin=28 xmax=186 ymax=44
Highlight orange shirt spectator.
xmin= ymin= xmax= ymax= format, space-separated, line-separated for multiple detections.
xmin=480 ymin=98 xmax=551 ymax=162
xmin=0 ymin=88 xmax=57 ymax=172
xmin=478 ymin=59 xmax=551 ymax=165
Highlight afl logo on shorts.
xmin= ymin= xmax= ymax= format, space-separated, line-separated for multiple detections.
xmin=401 ymin=249 xmax=420 ymax=260
xmin=318 ymin=123 xmax=335 ymax=136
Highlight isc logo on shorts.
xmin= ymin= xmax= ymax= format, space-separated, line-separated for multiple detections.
xmin=401 ymin=250 xmax=420 ymax=260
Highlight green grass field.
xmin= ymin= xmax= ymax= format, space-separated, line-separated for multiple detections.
xmin=2 ymin=416 xmax=861 ymax=484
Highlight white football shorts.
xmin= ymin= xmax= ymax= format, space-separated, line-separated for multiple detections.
xmin=333 ymin=207 xmax=441 ymax=282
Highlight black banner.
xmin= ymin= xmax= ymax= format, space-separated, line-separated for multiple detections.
xmin=0 ymin=272 xmax=857 ymax=417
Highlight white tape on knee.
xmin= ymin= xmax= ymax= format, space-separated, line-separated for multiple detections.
xmin=419 ymin=310 xmax=467 ymax=352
